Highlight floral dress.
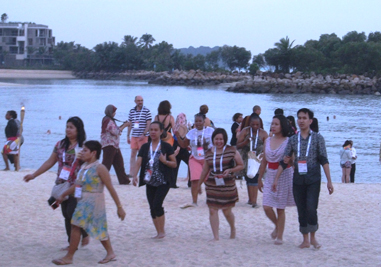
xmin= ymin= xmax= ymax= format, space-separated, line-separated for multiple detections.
xmin=71 ymin=161 xmax=108 ymax=241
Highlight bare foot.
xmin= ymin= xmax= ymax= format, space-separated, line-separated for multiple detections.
xmin=230 ymin=227 xmax=236 ymax=239
xmin=274 ymin=238 xmax=283 ymax=245
xmin=81 ymin=236 xmax=90 ymax=247
xmin=60 ymin=246 xmax=70 ymax=251
xmin=311 ymin=240 xmax=321 ymax=249
xmin=152 ymin=233 xmax=165 ymax=239
xmin=98 ymin=254 xmax=116 ymax=264
xmin=298 ymin=241 xmax=311 ymax=248
xmin=270 ymin=229 xmax=277 ymax=240
xmin=209 ymin=238 xmax=219 ymax=242
xmin=52 ymin=257 xmax=73 ymax=265
xmin=3 ymin=168 xmax=9 ymax=171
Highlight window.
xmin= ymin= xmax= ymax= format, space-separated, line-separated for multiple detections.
xmin=0 ymin=29 xmax=2 ymax=36
xmin=28 ymin=38 xmax=33 ymax=46
xmin=39 ymin=38 xmax=46 ymax=46
xmin=9 ymin=46 xmax=18 ymax=54
xmin=11 ymin=29 xmax=18 ymax=36
xmin=0 ymin=46 xmax=2 ymax=52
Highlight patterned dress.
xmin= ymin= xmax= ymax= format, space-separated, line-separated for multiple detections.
xmin=204 ymin=146 xmax=239 ymax=209
xmin=262 ymin=138 xmax=295 ymax=209
xmin=71 ymin=161 xmax=109 ymax=241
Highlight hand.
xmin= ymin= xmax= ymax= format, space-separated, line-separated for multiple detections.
xmin=127 ymin=136 xmax=131 ymax=144
xmin=138 ymin=135 xmax=145 ymax=141
xmin=222 ymin=169 xmax=231 ymax=177
xmin=56 ymin=196 xmax=64 ymax=205
xmin=174 ymin=147 xmax=180 ymax=157
xmin=283 ymin=156 xmax=291 ymax=164
xmin=159 ymin=153 xmax=167 ymax=164
xmin=327 ymin=182 xmax=334 ymax=195
xmin=117 ymin=207 xmax=126 ymax=221
xmin=133 ymin=176 xmax=138 ymax=186
xmin=271 ymin=181 xmax=278 ymax=192
xmin=23 ymin=174 xmax=35 ymax=182
xmin=258 ymin=153 xmax=264 ymax=160
xmin=258 ymin=179 xmax=263 ymax=193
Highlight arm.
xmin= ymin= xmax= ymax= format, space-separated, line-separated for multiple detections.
xmin=222 ymin=150 xmax=244 ymax=177
xmin=197 ymin=160 xmax=211 ymax=189
xmin=132 ymin=156 xmax=143 ymax=186
xmin=139 ymin=119 xmax=151 ymax=140
xmin=258 ymin=149 xmax=268 ymax=193
xmin=127 ymin=124 xmax=132 ymax=144
xmin=322 ymin=163 xmax=334 ymax=195
xmin=236 ymin=128 xmax=249 ymax=149
xmin=271 ymin=166 xmax=284 ymax=192
xmin=56 ymin=184 xmax=76 ymax=204
xmin=23 ymin=152 xmax=58 ymax=182
xmin=159 ymin=153 xmax=177 ymax=169
xmin=119 ymin=121 xmax=130 ymax=132
xmin=97 ymin=164 xmax=126 ymax=220
xmin=174 ymin=131 xmax=190 ymax=148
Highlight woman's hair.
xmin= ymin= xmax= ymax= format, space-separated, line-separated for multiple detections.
xmin=194 ymin=113 xmax=206 ymax=120
xmin=61 ymin=116 xmax=86 ymax=151
xmin=287 ymin=115 xmax=297 ymax=130
xmin=211 ymin=128 xmax=228 ymax=146
xmin=342 ymin=140 xmax=351 ymax=147
xmin=310 ymin=118 xmax=319 ymax=133
xmin=158 ymin=100 xmax=171 ymax=115
xmin=150 ymin=121 xmax=164 ymax=131
xmin=84 ymin=140 xmax=102 ymax=159
xmin=199 ymin=104 xmax=209 ymax=115
xmin=232 ymin=113 xmax=242 ymax=122
xmin=250 ymin=113 xmax=260 ymax=122
xmin=273 ymin=115 xmax=289 ymax=137
xmin=7 ymin=110 xmax=17 ymax=119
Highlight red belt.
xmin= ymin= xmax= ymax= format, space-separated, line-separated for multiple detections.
xmin=268 ymin=162 xmax=291 ymax=170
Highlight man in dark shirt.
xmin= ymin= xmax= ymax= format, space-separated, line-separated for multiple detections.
xmin=2 ymin=110 xmax=20 ymax=170
xmin=277 ymin=108 xmax=334 ymax=249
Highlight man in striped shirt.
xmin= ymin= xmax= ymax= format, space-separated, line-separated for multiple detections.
xmin=127 ymin=95 xmax=152 ymax=176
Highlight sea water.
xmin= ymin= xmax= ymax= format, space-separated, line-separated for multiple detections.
xmin=0 ymin=78 xmax=379 ymax=183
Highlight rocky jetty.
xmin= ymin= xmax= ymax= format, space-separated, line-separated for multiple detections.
xmin=226 ymin=71 xmax=381 ymax=95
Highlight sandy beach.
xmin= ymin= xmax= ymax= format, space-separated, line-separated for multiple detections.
xmin=0 ymin=69 xmax=75 ymax=86
xmin=0 ymin=170 xmax=380 ymax=267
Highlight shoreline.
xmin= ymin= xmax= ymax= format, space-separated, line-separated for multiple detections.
xmin=1 ymin=169 xmax=379 ymax=266
xmin=0 ymin=69 xmax=75 ymax=80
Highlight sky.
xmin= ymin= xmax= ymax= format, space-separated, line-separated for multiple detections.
xmin=2 ymin=0 xmax=381 ymax=56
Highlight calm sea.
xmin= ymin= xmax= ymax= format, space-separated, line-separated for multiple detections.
xmin=0 ymin=78 xmax=379 ymax=183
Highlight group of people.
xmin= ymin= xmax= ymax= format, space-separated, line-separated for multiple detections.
xmin=17 ymin=96 xmax=336 ymax=265
xmin=339 ymin=140 xmax=357 ymax=183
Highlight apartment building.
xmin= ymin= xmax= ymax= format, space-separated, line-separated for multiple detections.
xmin=0 ymin=22 xmax=55 ymax=66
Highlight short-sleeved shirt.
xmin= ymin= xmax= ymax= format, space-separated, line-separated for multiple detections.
xmin=283 ymin=131 xmax=329 ymax=185
xmin=53 ymin=141 xmax=82 ymax=185
xmin=186 ymin=127 xmax=214 ymax=160
xmin=128 ymin=106 xmax=152 ymax=137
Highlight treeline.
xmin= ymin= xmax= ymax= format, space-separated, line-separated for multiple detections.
xmin=53 ymin=34 xmax=252 ymax=73
xmin=253 ymin=31 xmax=381 ymax=75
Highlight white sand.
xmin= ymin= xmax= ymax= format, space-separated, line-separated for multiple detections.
xmin=0 ymin=170 xmax=380 ymax=267
xmin=0 ymin=69 xmax=75 ymax=79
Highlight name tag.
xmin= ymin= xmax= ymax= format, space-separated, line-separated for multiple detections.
xmin=133 ymin=122 xmax=139 ymax=128
xmin=59 ymin=166 xmax=71 ymax=180
xmin=215 ymin=177 xmax=225 ymax=186
xmin=298 ymin=160 xmax=307 ymax=175
xmin=196 ymin=147 xmax=204 ymax=157
xmin=74 ymin=185 xmax=82 ymax=198
xmin=144 ymin=169 xmax=152 ymax=182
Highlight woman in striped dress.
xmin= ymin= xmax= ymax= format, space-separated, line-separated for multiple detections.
xmin=198 ymin=128 xmax=244 ymax=241
xmin=258 ymin=115 xmax=295 ymax=245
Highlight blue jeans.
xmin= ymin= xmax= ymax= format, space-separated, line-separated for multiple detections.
xmin=293 ymin=180 xmax=321 ymax=234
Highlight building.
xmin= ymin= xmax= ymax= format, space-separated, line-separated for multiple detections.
xmin=0 ymin=22 xmax=55 ymax=67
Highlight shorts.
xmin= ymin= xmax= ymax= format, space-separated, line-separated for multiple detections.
xmin=188 ymin=156 xmax=204 ymax=181
xmin=130 ymin=136 xmax=148 ymax=150
xmin=245 ymin=173 xmax=259 ymax=186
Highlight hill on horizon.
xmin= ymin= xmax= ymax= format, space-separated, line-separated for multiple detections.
xmin=178 ymin=46 xmax=220 ymax=56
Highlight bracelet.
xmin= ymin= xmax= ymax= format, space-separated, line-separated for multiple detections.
xmin=117 ymin=204 xmax=123 ymax=208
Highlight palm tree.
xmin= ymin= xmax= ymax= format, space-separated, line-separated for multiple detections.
xmin=137 ymin=33 xmax=155 ymax=49
xmin=122 ymin=35 xmax=138 ymax=46
xmin=1 ymin=13 xmax=8 ymax=23
xmin=274 ymin=36 xmax=295 ymax=73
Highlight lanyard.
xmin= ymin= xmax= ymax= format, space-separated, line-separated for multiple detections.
xmin=136 ymin=106 xmax=145 ymax=122
xmin=213 ymin=145 xmax=226 ymax=173
xmin=195 ymin=127 xmax=205 ymax=146
xmin=77 ymin=169 xmax=89 ymax=183
xmin=250 ymin=128 xmax=259 ymax=151
xmin=297 ymin=131 xmax=312 ymax=158
xmin=150 ymin=141 xmax=161 ymax=162
xmin=62 ymin=144 xmax=78 ymax=167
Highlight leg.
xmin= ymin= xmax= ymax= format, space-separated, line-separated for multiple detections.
xmin=350 ymin=163 xmax=355 ymax=183
xmin=13 ymin=154 xmax=19 ymax=171
xmin=293 ymin=183 xmax=310 ymax=248
xmin=101 ymin=146 xmax=116 ymax=171
xmin=209 ymin=208 xmax=219 ymax=241
xmin=305 ymin=181 xmax=321 ymax=247
xmin=310 ymin=231 xmax=321 ymax=249
xmin=222 ymin=207 xmax=236 ymax=239
xmin=52 ymin=225 xmax=81 ymax=265
xmin=252 ymin=185 xmax=259 ymax=206
xmin=129 ymin=149 xmax=138 ymax=177
xmin=99 ymin=237 xmax=117 ymax=264
xmin=275 ymin=209 xmax=285 ymax=244
xmin=112 ymin=148 xmax=130 ymax=184
xmin=345 ymin=167 xmax=351 ymax=183
xmin=263 ymin=205 xmax=277 ymax=239
xmin=341 ymin=167 xmax=346 ymax=183
xmin=191 ymin=180 xmax=199 ymax=204
xmin=2 ymin=153 xmax=9 ymax=170
xmin=62 ymin=196 xmax=89 ymax=245
xmin=146 ymin=184 xmax=170 ymax=238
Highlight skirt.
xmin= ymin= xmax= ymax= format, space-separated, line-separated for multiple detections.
xmin=205 ymin=177 xmax=238 ymax=209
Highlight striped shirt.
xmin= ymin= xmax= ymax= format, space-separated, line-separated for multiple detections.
xmin=128 ymin=106 xmax=152 ymax=137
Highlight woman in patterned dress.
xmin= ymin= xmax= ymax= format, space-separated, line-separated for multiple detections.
xmin=258 ymin=115 xmax=295 ymax=245
xmin=198 ymin=128 xmax=243 ymax=241
xmin=53 ymin=141 xmax=126 ymax=265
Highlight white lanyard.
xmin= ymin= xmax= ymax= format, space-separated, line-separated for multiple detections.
xmin=62 ymin=144 xmax=78 ymax=167
xmin=136 ymin=106 xmax=144 ymax=122
xmin=213 ymin=145 xmax=226 ymax=173
xmin=78 ymin=169 xmax=89 ymax=183
xmin=297 ymin=131 xmax=312 ymax=158
xmin=195 ymin=128 xmax=205 ymax=146
xmin=150 ymin=141 xmax=161 ymax=163
xmin=250 ymin=128 xmax=259 ymax=151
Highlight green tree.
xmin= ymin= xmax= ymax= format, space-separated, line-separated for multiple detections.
xmin=249 ymin=63 xmax=259 ymax=76
xmin=151 ymin=41 xmax=174 ymax=71
xmin=205 ymin=50 xmax=221 ymax=70
xmin=122 ymin=35 xmax=138 ymax=46
xmin=368 ymin=32 xmax=381 ymax=43
xmin=220 ymin=45 xmax=251 ymax=71
xmin=138 ymin=33 xmax=156 ymax=49
xmin=342 ymin=31 xmax=366 ymax=43
xmin=274 ymin=36 xmax=295 ymax=73
xmin=171 ymin=50 xmax=186 ymax=70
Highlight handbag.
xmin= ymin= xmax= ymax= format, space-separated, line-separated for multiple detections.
xmin=246 ymin=128 xmax=262 ymax=178
xmin=51 ymin=181 xmax=70 ymax=200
